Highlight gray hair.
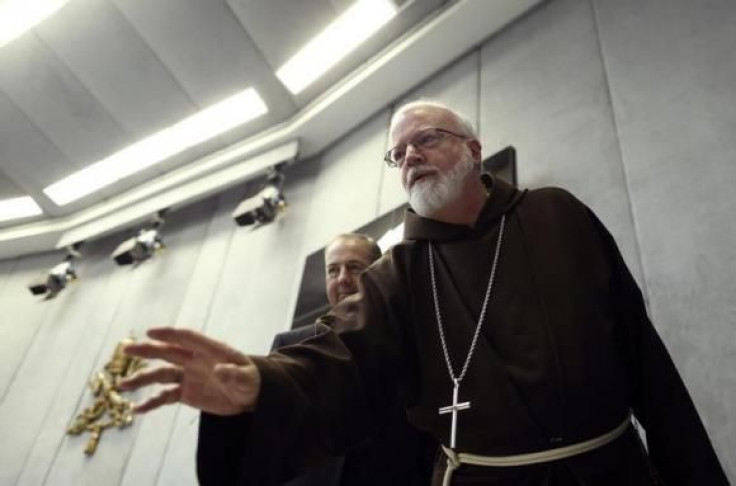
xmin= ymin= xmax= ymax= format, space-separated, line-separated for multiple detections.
xmin=390 ymin=99 xmax=478 ymax=139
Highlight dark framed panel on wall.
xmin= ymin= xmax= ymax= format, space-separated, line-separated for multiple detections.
xmin=483 ymin=145 xmax=516 ymax=187
xmin=291 ymin=145 xmax=517 ymax=329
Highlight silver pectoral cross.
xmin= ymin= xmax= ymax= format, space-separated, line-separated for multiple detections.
xmin=438 ymin=379 xmax=470 ymax=449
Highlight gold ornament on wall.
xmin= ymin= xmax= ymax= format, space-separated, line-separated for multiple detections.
xmin=66 ymin=337 xmax=146 ymax=455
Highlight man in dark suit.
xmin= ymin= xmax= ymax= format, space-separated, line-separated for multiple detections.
xmin=268 ymin=233 xmax=381 ymax=486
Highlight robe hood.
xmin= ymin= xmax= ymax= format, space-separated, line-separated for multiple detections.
xmin=403 ymin=174 xmax=526 ymax=242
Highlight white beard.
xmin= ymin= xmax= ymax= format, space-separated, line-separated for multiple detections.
xmin=407 ymin=153 xmax=476 ymax=217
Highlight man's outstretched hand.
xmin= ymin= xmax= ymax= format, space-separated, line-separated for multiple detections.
xmin=119 ymin=327 xmax=261 ymax=416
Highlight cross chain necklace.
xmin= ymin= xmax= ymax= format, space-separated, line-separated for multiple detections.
xmin=429 ymin=214 xmax=506 ymax=449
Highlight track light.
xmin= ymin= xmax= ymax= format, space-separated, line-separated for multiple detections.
xmin=111 ymin=211 xmax=166 ymax=266
xmin=28 ymin=243 xmax=82 ymax=299
xmin=232 ymin=164 xmax=287 ymax=227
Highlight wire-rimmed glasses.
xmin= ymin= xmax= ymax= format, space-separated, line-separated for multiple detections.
xmin=384 ymin=127 xmax=468 ymax=168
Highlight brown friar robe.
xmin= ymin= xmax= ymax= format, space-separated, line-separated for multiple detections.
xmin=198 ymin=176 xmax=728 ymax=485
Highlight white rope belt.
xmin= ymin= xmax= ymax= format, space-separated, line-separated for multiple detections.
xmin=442 ymin=414 xmax=631 ymax=486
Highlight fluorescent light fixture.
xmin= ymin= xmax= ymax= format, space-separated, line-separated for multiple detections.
xmin=0 ymin=0 xmax=70 ymax=48
xmin=276 ymin=0 xmax=397 ymax=94
xmin=44 ymin=88 xmax=268 ymax=206
xmin=0 ymin=196 xmax=43 ymax=222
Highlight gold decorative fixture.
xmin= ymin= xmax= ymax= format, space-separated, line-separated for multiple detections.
xmin=67 ymin=338 xmax=146 ymax=455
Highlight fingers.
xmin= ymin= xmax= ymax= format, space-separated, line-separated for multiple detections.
xmin=119 ymin=365 xmax=182 ymax=391
xmin=133 ymin=387 xmax=181 ymax=414
xmin=123 ymin=341 xmax=194 ymax=367
xmin=119 ymin=365 xmax=183 ymax=413
xmin=146 ymin=327 xmax=250 ymax=365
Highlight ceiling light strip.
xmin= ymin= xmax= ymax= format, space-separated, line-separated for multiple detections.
xmin=0 ymin=196 xmax=43 ymax=222
xmin=43 ymin=87 xmax=268 ymax=206
xmin=276 ymin=0 xmax=398 ymax=94
xmin=0 ymin=0 xmax=70 ymax=48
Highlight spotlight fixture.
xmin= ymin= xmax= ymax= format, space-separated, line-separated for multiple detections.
xmin=232 ymin=164 xmax=287 ymax=227
xmin=111 ymin=211 xmax=167 ymax=266
xmin=28 ymin=243 xmax=82 ymax=299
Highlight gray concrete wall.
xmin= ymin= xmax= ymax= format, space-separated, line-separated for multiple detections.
xmin=0 ymin=0 xmax=733 ymax=483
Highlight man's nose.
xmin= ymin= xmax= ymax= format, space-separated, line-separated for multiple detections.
xmin=337 ymin=267 xmax=353 ymax=284
xmin=403 ymin=143 xmax=424 ymax=167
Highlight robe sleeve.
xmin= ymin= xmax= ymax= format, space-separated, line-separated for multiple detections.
xmin=195 ymin=270 xmax=406 ymax=485
xmin=197 ymin=411 xmax=253 ymax=485
xmin=583 ymin=206 xmax=728 ymax=485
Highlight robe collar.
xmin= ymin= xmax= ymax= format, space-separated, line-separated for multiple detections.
xmin=403 ymin=174 xmax=526 ymax=242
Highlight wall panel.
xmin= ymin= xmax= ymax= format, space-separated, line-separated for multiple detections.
xmin=40 ymin=199 xmax=217 ymax=486
xmin=478 ymin=0 xmax=643 ymax=284
xmin=0 ymin=253 xmax=58 ymax=404
xmin=301 ymin=110 xmax=389 ymax=254
xmin=14 ymin=244 xmax=131 ymax=486
xmin=0 ymin=258 xmax=16 ymax=291
xmin=4 ymin=237 xmax=122 ymax=486
xmin=594 ymin=0 xmax=736 ymax=477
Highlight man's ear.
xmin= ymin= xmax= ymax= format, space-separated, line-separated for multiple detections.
xmin=468 ymin=139 xmax=482 ymax=163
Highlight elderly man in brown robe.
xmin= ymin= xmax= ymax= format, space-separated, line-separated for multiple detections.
xmin=122 ymin=101 xmax=728 ymax=485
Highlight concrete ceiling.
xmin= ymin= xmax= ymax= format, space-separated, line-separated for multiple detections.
xmin=0 ymin=0 xmax=542 ymax=259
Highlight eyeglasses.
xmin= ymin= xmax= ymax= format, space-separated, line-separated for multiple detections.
xmin=384 ymin=127 xmax=468 ymax=168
